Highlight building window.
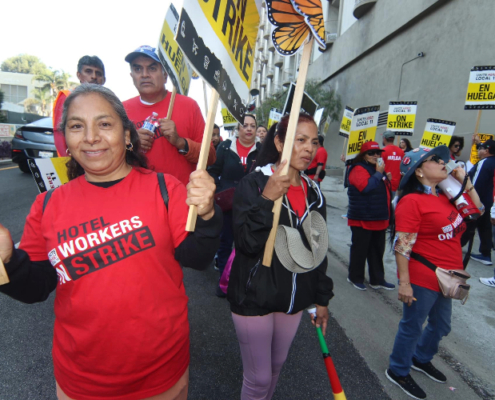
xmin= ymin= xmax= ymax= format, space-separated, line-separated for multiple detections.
xmin=1 ymin=84 xmax=28 ymax=104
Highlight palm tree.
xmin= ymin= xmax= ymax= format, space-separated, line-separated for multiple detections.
xmin=25 ymin=87 xmax=52 ymax=116
xmin=32 ymin=69 xmax=77 ymax=106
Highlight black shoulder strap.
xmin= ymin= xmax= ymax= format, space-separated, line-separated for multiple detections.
xmin=42 ymin=188 xmax=55 ymax=213
xmin=157 ymin=173 xmax=169 ymax=211
xmin=410 ymin=251 xmax=437 ymax=272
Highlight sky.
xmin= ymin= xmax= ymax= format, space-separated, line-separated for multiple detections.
xmin=1 ymin=0 xmax=225 ymax=130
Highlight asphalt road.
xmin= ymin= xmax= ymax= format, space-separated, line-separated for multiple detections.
xmin=0 ymin=164 xmax=390 ymax=400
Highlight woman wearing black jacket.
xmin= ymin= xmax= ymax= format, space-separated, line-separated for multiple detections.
xmin=208 ymin=114 xmax=260 ymax=296
xmin=227 ymin=114 xmax=334 ymax=400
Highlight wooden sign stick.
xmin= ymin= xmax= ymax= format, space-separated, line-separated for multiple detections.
xmin=262 ymin=38 xmax=314 ymax=267
xmin=185 ymin=88 xmax=220 ymax=232
xmin=474 ymin=110 xmax=482 ymax=136
xmin=0 ymin=258 xmax=9 ymax=285
xmin=342 ymin=137 xmax=348 ymax=158
xmin=166 ymin=86 xmax=177 ymax=119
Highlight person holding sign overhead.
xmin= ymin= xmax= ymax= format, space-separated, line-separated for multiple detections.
xmin=0 ymin=85 xmax=222 ymax=400
xmin=347 ymin=142 xmax=395 ymax=291
xmin=123 ymin=45 xmax=216 ymax=186
xmin=227 ymin=113 xmax=333 ymax=400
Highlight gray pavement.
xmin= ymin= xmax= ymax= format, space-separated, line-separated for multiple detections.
xmin=320 ymin=171 xmax=495 ymax=400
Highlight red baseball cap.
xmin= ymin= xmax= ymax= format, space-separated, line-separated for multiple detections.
xmin=360 ymin=141 xmax=383 ymax=153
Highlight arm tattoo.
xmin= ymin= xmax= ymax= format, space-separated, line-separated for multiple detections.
xmin=394 ymin=232 xmax=418 ymax=260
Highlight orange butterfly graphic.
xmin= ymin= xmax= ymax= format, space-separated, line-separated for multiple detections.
xmin=266 ymin=0 xmax=326 ymax=56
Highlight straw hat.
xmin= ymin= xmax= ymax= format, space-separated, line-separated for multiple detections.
xmin=275 ymin=211 xmax=328 ymax=274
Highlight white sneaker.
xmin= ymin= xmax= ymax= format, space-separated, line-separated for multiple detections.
xmin=479 ymin=277 xmax=495 ymax=288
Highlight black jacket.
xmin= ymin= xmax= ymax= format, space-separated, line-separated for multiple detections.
xmin=208 ymin=138 xmax=261 ymax=193
xmin=227 ymin=166 xmax=334 ymax=316
xmin=469 ymin=155 xmax=495 ymax=209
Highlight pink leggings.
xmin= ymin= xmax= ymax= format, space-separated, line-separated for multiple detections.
xmin=231 ymin=311 xmax=303 ymax=400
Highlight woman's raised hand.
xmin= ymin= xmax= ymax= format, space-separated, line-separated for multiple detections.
xmin=261 ymin=160 xmax=291 ymax=201
xmin=186 ymin=170 xmax=216 ymax=220
xmin=0 ymin=224 xmax=13 ymax=263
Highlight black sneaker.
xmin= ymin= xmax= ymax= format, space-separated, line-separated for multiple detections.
xmin=385 ymin=369 xmax=426 ymax=399
xmin=411 ymin=359 xmax=447 ymax=383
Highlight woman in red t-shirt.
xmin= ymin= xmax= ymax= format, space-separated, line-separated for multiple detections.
xmin=346 ymin=141 xmax=395 ymax=291
xmin=0 ymin=84 xmax=221 ymax=400
xmin=386 ymin=146 xmax=483 ymax=400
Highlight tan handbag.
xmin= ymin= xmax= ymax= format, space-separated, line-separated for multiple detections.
xmin=410 ymin=252 xmax=471 ymax=304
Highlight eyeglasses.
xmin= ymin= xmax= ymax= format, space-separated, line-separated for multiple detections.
xmin=422 ymin=154 xmax=444 ymax=164
xmin=366 ymin=151 xmax=381 ymax=156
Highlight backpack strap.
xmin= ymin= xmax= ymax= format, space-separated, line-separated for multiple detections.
xmin=157 ymin=173 xmax=169 ymax=211
xmin=42 ymin=188 xmax=56 ymax=213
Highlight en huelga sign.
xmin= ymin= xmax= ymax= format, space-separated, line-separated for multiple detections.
xmin=419 ymin=119 xmax=456 ymax=149
xmin=465 ymin=66 xmax=495 ymax=110
xmin=176 ymin=0 xmax=261 ymax=122
xmin=339 ymin=106 xmax=354 ymax=138
xmin=157 ymin=4 xmax=193 ymax=95
xmin=346 ymin=106 xmax=380 ymax=160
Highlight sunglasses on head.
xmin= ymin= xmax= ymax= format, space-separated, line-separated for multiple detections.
xmin=422 ymin=154 xmax=444 ymax=164
xmin=366 ymin=151 xmax=381 ymax=156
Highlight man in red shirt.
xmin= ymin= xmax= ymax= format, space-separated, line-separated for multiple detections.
xmin=123 ymin=45 xmax=215 ymax=186
xmin=305 ymin=135 xmax=328 ymax=185
xmin=382 ymin=130 xmax=405 ymax=194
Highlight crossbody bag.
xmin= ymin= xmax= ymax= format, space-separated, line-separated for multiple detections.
xmin=410 ymin=251 xmax=470 ymax=304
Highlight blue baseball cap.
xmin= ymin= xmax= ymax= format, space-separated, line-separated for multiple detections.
xmin=399 ymin=145 xmax=450 ymax=190
xmin=125 ymin=45 xmax=160 ymax=64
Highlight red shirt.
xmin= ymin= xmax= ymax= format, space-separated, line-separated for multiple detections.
xmin=348 ymin=165 xmax=390 ymax=230
xmin=20 ymin=168 xmax=191 ymax=399
xmin=382 ymin=144 xmax=404 ymax=191
xmin=123 ymin=92 xmax=215 ymax=186
xmin=236 ymin=141 xmax=255 ymax=169
xmin=287 ymin=180 xmax=309 ymax=219
xmin=395 ymin=193 xmax=466 ymax=292
xmin=307 ymin=147 xmax=328 ymax=182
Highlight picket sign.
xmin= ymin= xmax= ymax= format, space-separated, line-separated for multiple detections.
xmin=0 ymin=258 xmax=8 ymax=285
xmin=262 ymin=38 xmax=314 ymax=267
xmin=166 ymin=86 xmax=177 ymax=119
xmin=186 ymin=89 xmax=220 ymax=231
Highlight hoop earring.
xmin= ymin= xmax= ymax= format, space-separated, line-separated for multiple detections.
xmin=126 ymin=143 xmax=134 ymax=152
xmin=66 ymin=148 xmax=71 ymax=156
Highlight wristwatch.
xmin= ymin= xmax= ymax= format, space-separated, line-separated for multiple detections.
xmin=178 ymin=138 xmax=189 ymax=155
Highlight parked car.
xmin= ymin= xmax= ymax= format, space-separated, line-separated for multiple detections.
xmin=11 ymin=117 xmax=57 ymax=173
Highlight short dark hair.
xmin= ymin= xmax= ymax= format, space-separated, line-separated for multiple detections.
xmin=213 ymin=124 xmax=220 ymax=130
xmin=318 ymin=135 xmax=324 ymax=146
xmin=449 ymin=136 xmax=464 ymax=151
xmin=77 ymin=56 xmax=105 ymax=77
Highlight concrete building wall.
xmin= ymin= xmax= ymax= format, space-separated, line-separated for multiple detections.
xmin=308 ymin=0 xmax=495 ymax=167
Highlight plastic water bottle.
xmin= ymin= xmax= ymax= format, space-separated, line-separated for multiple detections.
xmin=142 ymin=112 xmax=159 ymax=134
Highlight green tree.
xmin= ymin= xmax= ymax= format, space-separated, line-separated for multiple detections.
xmin=32 ymin=69 xmax=77 ymax=109
xmin=24 ymin=87 xmax=52 ymax=116
xmin=257 ymin=80 xmax=342 ymax=131
xmin=0 ymin=90 xmax=7 ymax=122
xmin=1 ymin=54 xmax=48 ymax=75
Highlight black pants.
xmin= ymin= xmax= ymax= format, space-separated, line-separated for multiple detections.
xmin=476 ymin=210 xmax=493 ymax=257
xmin=348 ymin=226 xmax=386 ymax=285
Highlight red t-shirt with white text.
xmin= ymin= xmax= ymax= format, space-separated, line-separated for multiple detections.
xmin=382 ymin=144 xmax=404 ymax=191
xmin=20 ymin=168 xmax=191 ymax=400
xmin=395 ymin=193 xmax=466 ymax=292
xmin=237 ymin=141 xmax=255 ymax=169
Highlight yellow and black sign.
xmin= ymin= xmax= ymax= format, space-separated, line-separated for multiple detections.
xmin=339 ymin=106 xmax=354 ymax=138
xmin=158 ymin=4 xmax=192 ymax=95
xmin=29 ymin=157 xmax=70 ymax=193
xmin=470 ymin=133 xmax=494 ymax=165
xmin=419 ymin=119 xmax=456 ymax=150
xmin=346 ymin=105 xmax=380 ymax=160
xmin=465 ymin=66 xmax=495 ymax=110
xmin=386 ymin=101 xmax=417 ymax=136
xmin=268 ymin=108 xmax=283 ymax=129
xmin=221 ymin=105 xmax=238 ymax=129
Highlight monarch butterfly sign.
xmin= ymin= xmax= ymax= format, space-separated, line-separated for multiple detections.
xmin=176 ymin=0 xmax=261 ymax=122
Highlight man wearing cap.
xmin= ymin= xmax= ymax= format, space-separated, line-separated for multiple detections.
xmin=53 ymin=55 xmax=106 ymax=157
xmin=382 ymin=131 xmax=404 ymax=195
xmin=465 ymin=139 xmax=495 ymax=265
xmin=123 ymin=45 xmax=215 ymax=186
